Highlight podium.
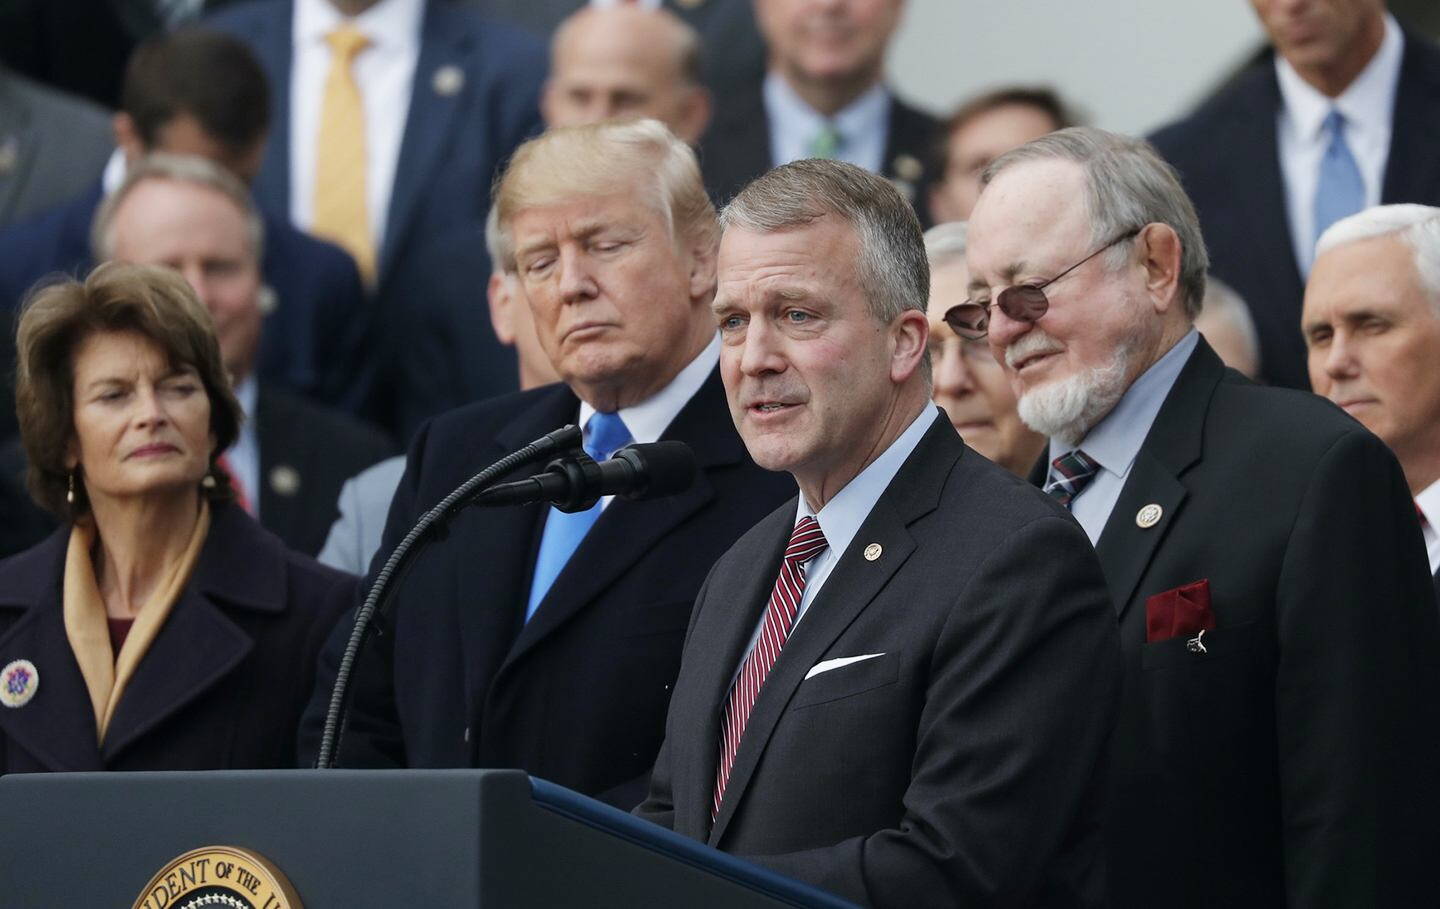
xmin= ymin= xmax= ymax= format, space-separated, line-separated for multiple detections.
xmin=0 ymin=769 xmax=856 ymax=907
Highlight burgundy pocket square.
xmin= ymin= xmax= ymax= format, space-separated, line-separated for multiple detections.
xmin=1145 ymin=579 xmax=1215 ymax=643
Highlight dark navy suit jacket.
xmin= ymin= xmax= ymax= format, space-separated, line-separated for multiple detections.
xmin=299 ymin=371 xmax=795 ymax=807
xmin=0 ymin=181 xmax=370 ymax=438
xmin=1150 ymin=32 xmax=1440 ymax=390
xmin=0 ymin=502 xmax=355 ymax=773
xmin=210 ymin=0 xmax=548 ymax=438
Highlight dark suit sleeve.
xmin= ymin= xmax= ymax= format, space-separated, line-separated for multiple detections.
xmin=1274 ymin=429 xmax=1440 ymax=906
xmin=746 ymin=515 xmax=1120 ymax=907
xmin=296 ymin=419 xmax=436 ymax=767
xmin=633 ymin=565 xmax=721 ymax=828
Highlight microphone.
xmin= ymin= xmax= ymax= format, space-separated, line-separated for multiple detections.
xmin=474 ymin=441 xmax=698 ymax=512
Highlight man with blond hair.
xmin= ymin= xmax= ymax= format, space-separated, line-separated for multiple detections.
xmin=302 ymin=120 xmax=792 ymax=807
xmin=1304 ymin=204 xmax=1440 ymax=599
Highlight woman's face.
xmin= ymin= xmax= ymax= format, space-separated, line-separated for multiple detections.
xmin=67 ymin=330 xmax=214 ymax=506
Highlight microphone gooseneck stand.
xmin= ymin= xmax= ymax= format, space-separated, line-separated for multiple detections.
xmin=315 ymin=424 xmax=582 ymax=769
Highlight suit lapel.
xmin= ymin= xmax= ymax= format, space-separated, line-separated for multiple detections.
xmin=0 ymin=81 xmax=35 ymax=221
xmin=101 ymin=506 xmax=285 ymax=762
xmin=0 ymin=532 xmax=104 ymax=771
xmin=501 ymin=372 xmax=744 ymax=671
xmin=674 ymin=506 xmax=791 ymax=842
xmin=1227 ymin=67 xmax=1305 ymax=317
xmin=708 ymin=417 xmax=956 ymax=845
xmin=380 ymin=1 xmax=470 ymax=279
xmin=1382 ymin=33 xmax=1440 ymax=204
xmin=1094 ymin=342 xmax=1223 ymax=620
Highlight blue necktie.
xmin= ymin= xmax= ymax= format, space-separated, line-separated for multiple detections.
xmin=1312 ymin=109 xmax=1365 ymax=250
xmin=524 ymin=411 xmax=633 ymax=621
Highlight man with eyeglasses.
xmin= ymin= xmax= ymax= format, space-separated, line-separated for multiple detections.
xmin=963 ymin=126 xmax=1440 ymax=909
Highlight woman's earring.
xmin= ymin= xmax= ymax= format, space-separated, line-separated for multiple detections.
xmin=201 ymin=473 xmax=217 ymax=490
xmin=66 ymin=472 xmax=75 ymax=505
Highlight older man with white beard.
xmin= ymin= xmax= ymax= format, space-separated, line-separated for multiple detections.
xmin=960 ymin=126 xmax=1440 ymax=909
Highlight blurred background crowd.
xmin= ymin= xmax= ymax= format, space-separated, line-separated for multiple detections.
xmin=2 ymin=0 xmax=1439 ymax=565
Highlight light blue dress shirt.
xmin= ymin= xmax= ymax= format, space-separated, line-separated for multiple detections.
xmin=1051 ymin=330 xmax=1199 ymax=545
xmin=227 ymin=374 xmax=261 ymax=519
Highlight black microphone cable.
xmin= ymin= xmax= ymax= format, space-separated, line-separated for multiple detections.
xmin=316 ymin=423 xmax=582 ymax=769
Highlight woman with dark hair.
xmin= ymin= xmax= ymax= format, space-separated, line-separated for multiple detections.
xmin=0 ymin=262 xmax=353 ymax=772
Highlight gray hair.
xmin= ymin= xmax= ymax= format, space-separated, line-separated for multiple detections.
xmin=923 ymin=220 xmax=969 ymax=270
xmin=721 ymin=158 xmax=929 ymax=325
xmin=1196 ymin=275 xmax=1260 ymax=372
xmin=982 ymin=127 xmax=1209 ymax=317
xmin=494 ymin=118 xmax=717 ymax=271
xmin=1316 ymin=204 xmax=1440 ymax=309
xmin=92 ymin=152 xmax=264 ymax=263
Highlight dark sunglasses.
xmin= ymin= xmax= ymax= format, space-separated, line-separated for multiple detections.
xmin=942 ymin=228 xmax=1142 ymax=340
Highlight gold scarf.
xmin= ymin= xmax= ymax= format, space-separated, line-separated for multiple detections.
xmin=63 ymin=500 xmax=211 ymax=742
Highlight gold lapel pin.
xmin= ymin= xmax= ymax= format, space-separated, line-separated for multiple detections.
xmin=864 ymin=543 xmax=883 ymax=561
xmin=1135 ymin=503 xmax=1163 ymax=529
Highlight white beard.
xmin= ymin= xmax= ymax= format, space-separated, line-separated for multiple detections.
xmin=1015 ymin=340 xmax=1134 ymax=447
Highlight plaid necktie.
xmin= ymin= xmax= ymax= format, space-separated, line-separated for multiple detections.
xmin=712 ymin=515 xmax=828 ymax=822
xmin=1044 ymin=449 xmax=1100 ymax=509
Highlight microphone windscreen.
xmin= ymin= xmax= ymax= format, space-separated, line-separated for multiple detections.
xmin=617 ymin=441 xmax=697 ymax=498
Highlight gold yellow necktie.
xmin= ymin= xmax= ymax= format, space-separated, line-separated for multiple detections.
xmin=314 ymin=26 xmax=376 ymax=284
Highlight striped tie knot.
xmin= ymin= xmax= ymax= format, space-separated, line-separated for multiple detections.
xmin=1045 ymin=449 xmax=1100 ymax=509
xmin=783 ymin=515 xmax=828 ymax=568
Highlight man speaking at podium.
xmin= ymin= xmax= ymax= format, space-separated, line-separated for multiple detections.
xmin=636 ymin=160 xmax=1121 ymax=907
xmin=301 ymin=120 xmax=792 ymax=806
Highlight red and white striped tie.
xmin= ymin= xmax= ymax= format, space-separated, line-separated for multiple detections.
xmin=712 ymin=515 xmax=828 ymax=822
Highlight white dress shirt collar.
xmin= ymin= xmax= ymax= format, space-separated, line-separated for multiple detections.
xmin=289 ymin=0 xmax=423 ymax=251
xmin=762 ymin=71 xmax=891 ymax=174
xmin=1275 ymin=13 xmax=1402 ymax=147
xmin=294 ymin=0 xmax=424 ymax=51
xmin=577 ymin=332 xmax=720 ymax=446
xmin=1274 ymin=13 xmax=1402 ymax=274
xmin=1414 ymin=477 xmax=1440 ymax=575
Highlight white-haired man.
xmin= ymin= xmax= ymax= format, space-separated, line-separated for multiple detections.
xmin=963 ymin=126 xmax=1440 ymax=909
xmin=638 ymin=159 xmax=1119 ymax=907
xmin=1304 ymin=203 xmax=1440 ymax=600
xmin=301 ymin=121 xmax=793 ymax=809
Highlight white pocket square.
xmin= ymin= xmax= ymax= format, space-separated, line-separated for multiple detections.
xmin=804 ymin=653 xmax=885 ymax=680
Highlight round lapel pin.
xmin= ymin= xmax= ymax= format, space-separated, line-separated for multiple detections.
xmin=1 ymin=659 xmax=38 ymax=708
xmin=269 ymin=464 xmax=301 ymax=497
xmin=863 ymin=543 xmax=883 ymax=561
xmin=1135 ymin=503 xmax=1163 ymax=529
xmin=432 ymin=65 xmax=464 ymax=97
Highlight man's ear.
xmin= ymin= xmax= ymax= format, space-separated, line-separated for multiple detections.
xmin=686 ymin=234 xmax=719 ymax=304
xmin=487 ymin=271 xmax=517 ymax=344
xmin=674 ymin=87 xmax=713 ymax=146
xmin=1139 ymin=222 xmax=1184 ymax=314
xmin=890 ymin=309 xmax=930 ymax=383
xmin=113 ymin=112 xmax=144 ymax=164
